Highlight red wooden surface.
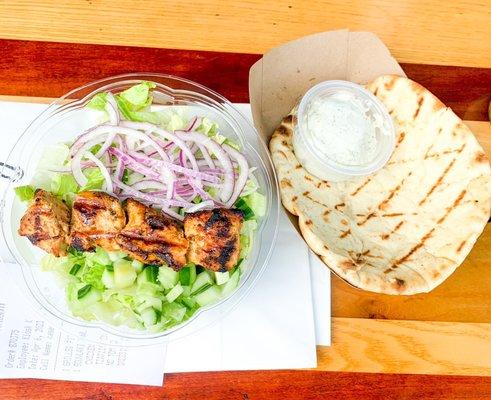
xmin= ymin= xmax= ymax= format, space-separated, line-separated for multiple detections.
xmin=0 ymin=39 xmax=490 ymax=399
xmin=0 ymin=39 xmax=490 ymax=121
xmin=3 ymin=372 xmax=491 ymax=400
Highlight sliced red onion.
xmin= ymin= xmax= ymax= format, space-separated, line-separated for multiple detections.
xmin=127 ymin=150 xmax=220 ymax=183
xmin=131 ymin=180 xmax=166 ymax=191
xmin=71 ymin=136 xmax=109 ymax=186
xmin=105 ymin=92 xmax=120 ymax=126
xmin=185 ymin=200 xmax=214 ymax=213
xmin=121 ymin=121 xmax=200 ymax=177
xmin=94 ymin=132 xmax=116 ymax=159
xmin=69 ymin=124 xmax=105 ymax=157
xmin=197 ymin=144 xmax=215 ymax=169
xmin=113 ymin=180 xmax=188 ymax=208
xmin=108 ymin=147 xmax=161 ymax=179
xmin=185 ymin=116 xmax=200 ymax=132
xmin=174 ymin=131 xmax=234 ymax=202
xmin=84 ymin=151 xmax=114 ymax=194
xmin=71 ymin=125 xmax=170 ymax=162
xmin=223 ymin=143 xmax=249 ymax=207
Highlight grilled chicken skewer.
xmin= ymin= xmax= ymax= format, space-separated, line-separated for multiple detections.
xmin=18 ymin=189 xmax=71 ymax=257
xmin=70 ymin=191 xmax=126 ymax=252
xmin=18 ymin=190 xmax=244 ymax=272
xmin=184 ymin=209 xmax=244 ymax=272
xmin=116 ymin=199 xmax=189 ymax=269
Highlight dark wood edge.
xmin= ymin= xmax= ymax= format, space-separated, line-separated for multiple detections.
xmin=1 ymin=39 xmax=490 ymax=121
xmin=1 ymin=371 xmax=490 ymax=399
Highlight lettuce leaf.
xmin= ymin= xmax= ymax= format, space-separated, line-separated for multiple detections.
xmin=118 ymin=81 xmax=156 ymax=109
xmin=79 ymin=168 xmax=104 ymax=191
xmin=31 ymin=144 xmax=70 ymax=189
xmin=14 ymin=185 xmax=35 ymax=202
xmin=81 ymin=262 xmax=106 ymax=290
xmin=87 ymin=93 xmax=108 ymax=111
xmin=51 ymin=174 xmax=79 ymax=197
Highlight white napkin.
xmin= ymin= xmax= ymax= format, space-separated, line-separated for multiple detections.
xmin=165 ymin=212 xmax=317 ymax=372
xmin=0 ymin=100 xmax=331 ymax=383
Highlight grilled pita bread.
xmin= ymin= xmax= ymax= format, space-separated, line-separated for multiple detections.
xmin=270 ymin=75 xmax=491 ymax=294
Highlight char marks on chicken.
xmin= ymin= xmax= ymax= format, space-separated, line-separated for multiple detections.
xmin=70 ymin=191 xmax=126 ymax=252
xmin=184 ymin=208 xmax=243 ymax=272
xmin=116 ymin=199 xmax=189 ymax=270
xmin=18 ymin=189 xmax=71 ymax=257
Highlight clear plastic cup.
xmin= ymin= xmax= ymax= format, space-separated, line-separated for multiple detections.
xmin=0 ymin=73 xmax=279 ymax=345
xmin=293 ymin=80 xmax=395 ymax=182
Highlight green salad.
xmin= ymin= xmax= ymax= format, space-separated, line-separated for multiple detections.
xmin=16 ymin=82 xmax=266 ymax=332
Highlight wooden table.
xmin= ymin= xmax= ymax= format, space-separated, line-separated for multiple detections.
xmin=0 ymin=1 xmax=490 ymax=399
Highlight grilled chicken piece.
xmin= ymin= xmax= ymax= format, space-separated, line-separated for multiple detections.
xmin=184 ymin=208 xmax=244 ymax=272
xmin=116 ymin=199 xmax=189 ymax=269
xmin=70 ymin=191 xmax=126 ymax=252
xmin=18 ymin=189 xmax=71 ymax=257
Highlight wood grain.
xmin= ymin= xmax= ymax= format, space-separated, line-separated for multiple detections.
xmin=1 ymin=371 xmax=491 ymax=400
xmin=0 ymin=40 xmax=490 ymax=121
xmin=0 ymin=1 xmax=490 ymax=68
xmin=317 ymin=318 xmax=491 ymax=376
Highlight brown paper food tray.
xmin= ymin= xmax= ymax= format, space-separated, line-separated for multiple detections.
xmin=249 ymin=29 xmax=406 ymax=289
xmin=248 ymin=30 xmax=491 ymax=376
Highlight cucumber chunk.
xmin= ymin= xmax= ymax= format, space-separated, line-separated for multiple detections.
xmin=221 ymin=269 xmax=240 ymax=297
xmin=158 ymin=265 xmax=179 ymax=289
xmin=166 ymin=283 xmax=184 ymax=303
xmin=193 ymin=286 xmax=221 ymax=307
xmin=140 ymin=307 xmax=158 ymax=327
xmin=191 ymin=271 xmax=213 ymax=294
xmin=101 ymin=269 xmax=116 ymax=289
xmin=214 ymin=271 xmax=230 ymax=285
xmin=113 ymin=259 xmax=137 ymax=289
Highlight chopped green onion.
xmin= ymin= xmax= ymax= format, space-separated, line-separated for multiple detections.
xmin=69 ymin=263 xmax=82 ymax=276
xmin=234 ymin=198 xmax=255 ymax=220
xmin=77 ymin=285 xmax=92 ymax=299
xmin=191 ymin=282 xmax=212 ymax=296
xmin=146 ymin=265 xmax=159 ymax=283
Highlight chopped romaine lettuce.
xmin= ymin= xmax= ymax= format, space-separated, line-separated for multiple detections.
xmin=119 ymin=81 xmax=155 ymax=109
xmin=50 ymin=174 xmax=79 ymax=197
xmin=87 ymin=93 xmax=108 ymax=111
xmin=14 ymin=185 xmax=35 ymax=202
xmin=30 ymin=144 xmax=70 ymax=189
xmin=81 ymin=262 xmax=105 ymax=290
xmin=79 ymin=168 xmax=105 ymax=191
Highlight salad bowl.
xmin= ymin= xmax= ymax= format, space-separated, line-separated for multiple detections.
xmin=0 ymin=73 xmax=279 ymax=345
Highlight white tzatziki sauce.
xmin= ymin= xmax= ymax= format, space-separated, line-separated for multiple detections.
xmin=304 ymin=91 xmax=379 ymax=166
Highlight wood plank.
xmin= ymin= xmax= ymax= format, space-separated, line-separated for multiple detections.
xmin=1 ymin=371 xmax=490 ymax=400
xmin=317 ymin=318 xmax=491 ymax=376
xmin=0 ymin=40 xmax=490 ymax=121
xmin=0 ymin=1 xmax=490 ymax=68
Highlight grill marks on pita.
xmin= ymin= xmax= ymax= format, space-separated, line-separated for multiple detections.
xmin=270 ymin=75 xmax=490 ymax=294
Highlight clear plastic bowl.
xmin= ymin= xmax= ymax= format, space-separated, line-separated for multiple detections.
xmin=293 ymin=80 xmax=395 ymax=182
xmin=0 ymin=73 xmax=279 ymax=346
